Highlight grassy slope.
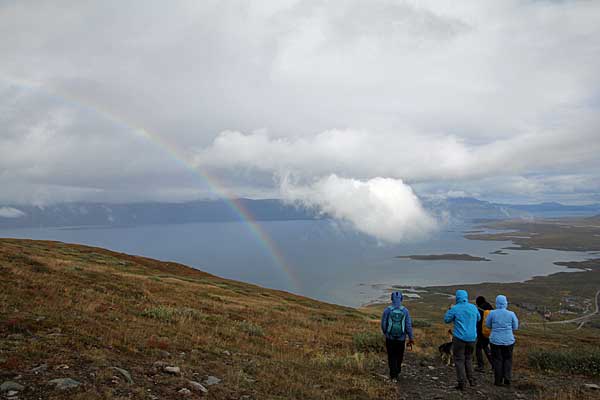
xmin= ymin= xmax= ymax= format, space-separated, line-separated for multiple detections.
xmin=0 ymin=239 xmax=390 ymax=400
xmin=1 ymin=238 xmax=599 ymax=399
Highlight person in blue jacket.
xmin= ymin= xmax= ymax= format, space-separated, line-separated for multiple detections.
xmin=444 ymin=289 xmax=480 ymax=391
xmin=381 ymin=291 xmax=414 ymax=381
xmin=486 ymin=294 xmax=519 ymax=386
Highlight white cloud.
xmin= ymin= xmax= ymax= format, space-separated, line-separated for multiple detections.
xmin=281 ymin=175 xmax=436 ymax=243
xmin=194 ymin=126 xmax=600 ymax=183
xmin=0 ymin=0 xmax=599 ymax=217
xmin=0 ymin=207 xmax=25 ymax=218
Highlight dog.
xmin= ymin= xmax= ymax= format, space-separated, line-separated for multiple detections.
xmin=438 ymin=329 xmax=454 ymax=366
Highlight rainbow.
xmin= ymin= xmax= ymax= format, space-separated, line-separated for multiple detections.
xmin=1 ymin=74 xmax=301 ymax=292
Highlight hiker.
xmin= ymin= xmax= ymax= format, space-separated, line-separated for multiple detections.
xmin=486 ymin=294 xmax=519 ymax=386
xmin=444 ymin=289 xmax=480 ymax=391
xmin=381 ymin=291 xmax=414 ymax=382
xmin=475 ymin=296 xmax=494 ymax=372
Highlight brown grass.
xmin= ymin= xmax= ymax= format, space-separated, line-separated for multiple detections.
xmin=1 ymin=238 xmax=598 ymax=399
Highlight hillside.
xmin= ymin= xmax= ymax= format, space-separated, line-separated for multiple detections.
xmin=1 ymin=239 xmax=599 ymax=399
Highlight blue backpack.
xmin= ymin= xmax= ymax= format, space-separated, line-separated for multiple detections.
xmin=386 ymin=306 xmax=406 ymax=339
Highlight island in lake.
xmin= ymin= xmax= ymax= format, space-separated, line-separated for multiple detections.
xmin=395 ymin=253 xmax=491 ymax=261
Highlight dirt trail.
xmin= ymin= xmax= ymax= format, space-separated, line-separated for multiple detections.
xmin=380 ymin=351 xmax=597 ymax=400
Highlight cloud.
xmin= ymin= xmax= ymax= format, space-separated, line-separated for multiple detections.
xmin=194 ymin=126 xmax=600 ymax=183
xmin=0 ymin=0 xmax=599 ymax=216
xmin=0 ymin=207 xmax=26 ymax=218
xmin=281 ymin=175 xmax=436 ymax=243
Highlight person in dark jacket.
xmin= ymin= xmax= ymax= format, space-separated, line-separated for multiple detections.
xmin=381 ymin=291 xmax=414 ymax=381
xmin=486 ymin=295 xmax=519 ymax=386
xmin=475 ymin=296 xmax=494 ymax=372
xmin=444 ymin=289 xmax=480 ymax=391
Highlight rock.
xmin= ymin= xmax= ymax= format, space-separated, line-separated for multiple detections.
xmin=164 ymin=366 xmax=181 ymax=375
xmin=110 ymin=367 xmax=133 ymax=384
xmin=49 ymin=378 xmax=81 ymax=390
xmin=7 ymin=390 xmax=19 ymax=397
xmin=159 ymin=350 xmax=171 ymax=358
xmin=178 ymin=388 xmax=192 ymax=396
xmin=223 ymin=350 xmax=231 ymax=356
xmin=585 ymin=383 xmax=600 ymax=390
xmin=31 ymin=363 xmax=48 ymax=374
xmin=204 ymin=375 xmax=221 ymax=386
xmin=188 ymin=381 xmax=208 ymax=393
xmin=1 ymin=381 xmax=25 ymax=392
xmin=427 ymin=366 xmax=435 ymax=370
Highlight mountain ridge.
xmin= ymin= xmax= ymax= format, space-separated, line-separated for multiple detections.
xmin=2 ymin=197 xmax=600 ymax=229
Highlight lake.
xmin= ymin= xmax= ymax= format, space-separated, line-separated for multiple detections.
xmin=0 ymin=220 xmax=593 ymax=306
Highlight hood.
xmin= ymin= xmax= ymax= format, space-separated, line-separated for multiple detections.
xmin=391 ymin=291 xmax=403 ymax=307
xmin=455 ymin=289 xmax=468 ymax=304
xmin=496 ymin=295 xmax=508 ymax=309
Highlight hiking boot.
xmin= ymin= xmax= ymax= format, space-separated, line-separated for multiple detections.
xmin=468 ymin=379 xmax=477 ymax=387
xmin=503 ymin=379 xmax=511 ymax=386
xmin=454 ymin=383 xmax=465 ymax=391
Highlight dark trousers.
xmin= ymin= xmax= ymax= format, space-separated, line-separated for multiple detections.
xmin=491 ymin=344 xmax=514 ymax=384
xmin=452 ymin=338 xmax=475 ymax=385
xmin=385 ymin=338 xmax=406 ymax=379
xmin=476 ymin=336 xmax=492 ymax=369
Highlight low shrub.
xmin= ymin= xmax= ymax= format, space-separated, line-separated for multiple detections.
xmin=411 ymin=319 xmax=432 ymax=328
xmin=238 ymin=321 xmax=265 ymax=337
xmin=141 ymin=306 xmax=204 ymax=323
xmin=352 ymin=332 xmax=385 ymax=353
xmin=311 ymin=352 xmax=380 ymax=371
xmin=528 ymin=348 xmax=600 ymax=377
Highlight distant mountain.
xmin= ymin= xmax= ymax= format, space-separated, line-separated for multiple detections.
xmin=422 ymin=197 xmax=600 ymax=223
xmin=497 ymin=201 xmax=600 ymax=215
xmin=0 ymin=199 xmax=319 ymax=229
xmin=1 ymin=197 xmax=599 ymax=229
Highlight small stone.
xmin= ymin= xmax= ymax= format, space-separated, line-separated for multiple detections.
xmin=159 ymin=350 xmax=171 ymax=358
xmin=204 ymin=375 xmax=221 ymax=386
xmin=111 ymin=367 xmax=133 ymax=384
xmin=223 ymin=350 xmax=231 ymax=356
xmin=1 ymin=381 xmax=25 ymax=392
xmin=427 ymin=366 xmax=435 ymax=370
xmin=178 ymin=388 xmax=192 ymax=396
xmin=49 ymin=378 xmax=81 ymax=390
xmin=585 ymin=383 xmax=600 ymax=390
xmin=31 ymin=364 xmax=48 ymax=374
xmin=164 ymin=366 xmax=181 ymax=375
xmin=7 ymin=389 xmax=19 ymax=397
xmin=54 ymin=364 xmax=70 ymax=370
xmin=188 ymin=381 xmax=208 ymax=393
xmin=431 ymin=377 xmax=439 ymax=380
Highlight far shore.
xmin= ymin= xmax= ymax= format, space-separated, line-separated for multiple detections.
xmin=395 ymin=253 xmax=491 ymax=262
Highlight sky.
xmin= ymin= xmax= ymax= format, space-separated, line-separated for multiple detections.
xmin=1 ymin=0 xmax=600 ymax=240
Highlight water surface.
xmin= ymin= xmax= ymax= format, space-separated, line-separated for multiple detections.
xmin=1 ymin=220 xmax=591 ymax=306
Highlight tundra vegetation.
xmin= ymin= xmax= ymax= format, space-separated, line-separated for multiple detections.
xmin=1 ymin=238 xmax=599 ymax=399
